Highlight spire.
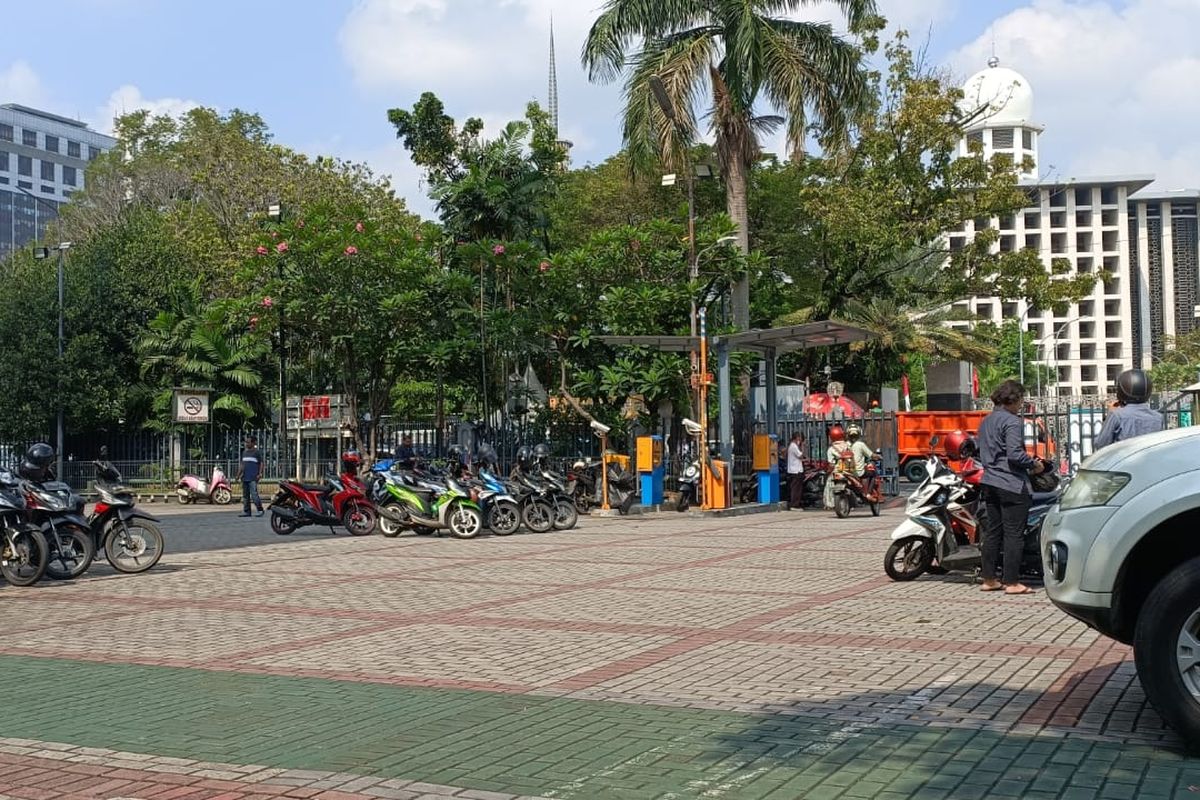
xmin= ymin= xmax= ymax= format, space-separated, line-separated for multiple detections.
xmin=548 ymin=14 xmax=559 ymax=136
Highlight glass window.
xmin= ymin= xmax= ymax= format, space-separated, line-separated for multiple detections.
xmin=0 ymin=124 xmax=12 ymax=142
xmin=0 ymin=151 xmax=8 ymax=172
xmin=21 ymin=129 xmax=36 ymax=147
xmin=17 ymin=179 xmax=31 ymax=190
xmin=44 ymin=135 xmax=58 ymax=153
xmin=39 ymin=160 xmax=54 ymax=181
xmin=62 ymin=165 xmax=76 ymax=186
xmin=992 ymin=128 xmax=1015 ymax=149
xmin=17 ymin=155 xmax=31 ymax=176
xmin=1023 ymin=129 xmax=1034 ymax=150
xmin=66 ymin=140 xmax=80 ymax=158
xmin=87 ymin=145 xmax=101 ymax=161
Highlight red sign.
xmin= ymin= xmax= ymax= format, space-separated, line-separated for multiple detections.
xmin=302 ymin=396 xmax=331 ymax=421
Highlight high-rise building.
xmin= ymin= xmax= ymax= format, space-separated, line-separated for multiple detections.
xmin=951 ymin=61 xmax=1197 ymax=398
xmin=0 ymin=104 xmax=117 ymax=259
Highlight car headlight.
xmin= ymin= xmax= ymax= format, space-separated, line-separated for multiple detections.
xmin=1047 ymin=542 xmax=1068 ymax=581
xmin=1059 ymin=470 xmax=1130 ymax=510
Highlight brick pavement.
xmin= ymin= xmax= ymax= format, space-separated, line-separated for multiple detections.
xmin=0 ymin=507 xmax=1196 ymax=798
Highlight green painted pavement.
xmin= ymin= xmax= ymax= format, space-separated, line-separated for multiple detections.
xmin=1 ymin=655 xmax=1196 ymax=799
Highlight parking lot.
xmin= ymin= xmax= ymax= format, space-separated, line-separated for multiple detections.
xmin=0 ymin=505 xmax=1195 ymax=799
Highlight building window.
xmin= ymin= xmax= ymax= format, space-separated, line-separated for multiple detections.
xmin=1051 ymin=233 xmax=1067 ymax=254
xmin=1104 ymin=300 xmax=1120 ymax=316
xmin=0 ymin=151 xmax=7 ymax=172
xmin=1024 ymin=211 xmax=1041 ymax=229
xmin=1075 ymin=209 xmax=1093 ymax=228
xmin=66 ymin=140 xmax=80 ymax=159
xmin=39 ymin=160 xmax=54 ymax=181
xmin=0 ymin=124 xmax=11 ymax=142
xmin=1075 ymin=188 xmax=1092 ymax=208
xmin=1049 ymin=189 xmax=1068 ymax=209
xmin=62 ymin=165 xmax=76 ymax=187
xmin=1025 ymin=233 xmax=1041 ymax=250
xmin=992 ymin=128 xmax=1015 ymax=149
xmin=1076 ymin=231 xmax=1093 ymax=252
xmin=1101 ymin=186 xmax=1119 ymax=205
xmin=87 ymin=145 xmax=101 ymax=161
xmin=1102 ymin=230 xmax=1119 ymax=251
xmin=40 ymin=185 xmax=53 ymax=194
xmin=1024 ymin=189 xmax=1041 ymax=209
xmin=1107 ymin=344 xmax=1124 ymax=360
xmin=17 ymin=155 xmax=31 ymax=176
xmin=1106 ymin=321 xmax=1122 ymax=338
xmin=967 ymin=131 xmax=983 ymax=149
xmin=1079 ymin=300 xmax=1095 ymax=317
xmin=1023 ymin=130 xmax=1034 ymax=150
xmin=43 ymin=135 xmax=58 ymax=154
xmin=1102 ymin=209 xmax=1119 ymax=226
xmin=1000 ymin=235 xmax=1016 ymax=252
xmin=999 ymin=214 xmax=1015 ymax=230
xmin=21 ymin=129 xmax=37 ymax=148
xmin=17 ymin=180 xmax=31 ymax=189
xmin=1050 ymin=211 xmax=1067 ymax=229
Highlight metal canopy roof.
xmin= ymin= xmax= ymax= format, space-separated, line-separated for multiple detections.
xmin=596 ymin=321 xmax=875 ymax=354
xmin=714 ymin=320 xmax=876 ymax=353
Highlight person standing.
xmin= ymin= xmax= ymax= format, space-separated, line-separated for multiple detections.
xmin=978 ymin=380 xmax=1046 ymax=595
xmin=1094 ymin=369 xmax=1163 ymax=449
xmin=236 ymin=435 xmax=264 ymax=518
xmin=786 ymin=432 xmax=806 ymax=509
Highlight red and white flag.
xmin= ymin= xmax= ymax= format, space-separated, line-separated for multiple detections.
xmin=901 ymin=374 xmax=912 ymax=412
xmin=972 ymin=369 xmax=980 ymax=398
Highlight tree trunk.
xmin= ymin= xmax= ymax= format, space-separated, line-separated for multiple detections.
xmin=725 ymin=154 xmax=751 ymax=330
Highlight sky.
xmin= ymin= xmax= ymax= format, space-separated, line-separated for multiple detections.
xmin=2 ymin=0 xmax=1196 ymax=219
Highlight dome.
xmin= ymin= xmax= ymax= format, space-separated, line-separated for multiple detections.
xmin=961 ymin=58 xmax=1035 ymax=129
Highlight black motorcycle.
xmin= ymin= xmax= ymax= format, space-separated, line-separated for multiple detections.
xmin=89 ymin=460 xmax=165 ymax=573
xmin=0 ymin=472 xmax=47 ymax=586
xmin=20 ymin=476 xmax=95 ymax=580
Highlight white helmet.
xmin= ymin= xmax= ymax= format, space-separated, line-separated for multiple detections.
xmin=847 ymin=424 xmax=862 ymax=438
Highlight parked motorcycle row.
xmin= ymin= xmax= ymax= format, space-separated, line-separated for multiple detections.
xmin=267 ymin=447 xmax=594 ymax=539
xmin=0 ymin=445 xmax=165 ymax=587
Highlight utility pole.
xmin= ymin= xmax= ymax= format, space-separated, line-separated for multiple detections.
xmin=267 ymin=205 xmax=288 ymax=473
xmin=26 ymin=182 xmax=70 ymax=479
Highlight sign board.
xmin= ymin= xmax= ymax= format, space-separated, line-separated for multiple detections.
xmin=302 ymin=396 xmax=332 ymax=421
xmin=173 ymin=389 xmax=210 ymax=424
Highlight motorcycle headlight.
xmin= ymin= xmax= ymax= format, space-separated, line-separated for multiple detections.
xmin=1059 ymin=470 xmax=1130 ymax=510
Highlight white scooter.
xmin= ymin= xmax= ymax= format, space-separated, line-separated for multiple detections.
xmin=884 ymin=455 xmax=979 ymax=581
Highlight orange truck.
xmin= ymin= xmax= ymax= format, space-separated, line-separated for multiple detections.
xmin=896 ymin=411 xmax=1056 ymax=483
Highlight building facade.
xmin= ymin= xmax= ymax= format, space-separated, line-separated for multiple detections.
xmin=0 ymin=104 xmax=116 ymax=259
xmin=952 ymin=61 xmax=1199 ymax=398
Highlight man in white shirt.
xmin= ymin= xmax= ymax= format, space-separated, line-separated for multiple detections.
xmin=786 ymin=432 xmax=806 ymax=509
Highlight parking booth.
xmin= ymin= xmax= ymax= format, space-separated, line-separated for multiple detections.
xmin=636 ymin=435 xmax=664 ymax=506
xmin=752 ymin=433 xmax=780 ymax=504
xmin=703 ymin=459 xmax=731 ymax=510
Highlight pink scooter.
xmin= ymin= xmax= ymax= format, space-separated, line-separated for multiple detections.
xmin=176 ymin=465 xmax=233 ymax=505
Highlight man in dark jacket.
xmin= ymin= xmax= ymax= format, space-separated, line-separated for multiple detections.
xmin=978 ymin=380 xmax=1046 ymax=595
xmin=1094 ymin=369 xmax=1163 ymax=449
xmin=236 ymin=436 xmax=264 ymax=517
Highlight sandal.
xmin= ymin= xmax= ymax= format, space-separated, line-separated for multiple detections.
xmin=1004 ymin=585 xmax=1035 ymax=595
xmin=979 ymin=582 xmax=1003 ymax=592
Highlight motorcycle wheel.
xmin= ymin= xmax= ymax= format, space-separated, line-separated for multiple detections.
xmin=448 ymin=505 xmax=482 ymax=539
xmin=1 ymin=527 xmax=48 ymax=586
xmin=213 ymin=487 xmax=233 ymax=505
xmin=522 ymin=500 xmax=555 ymax=533
xmin=342 ymin=503 xmax=377 ymax=536
xmin=488 ymin=500 xmax=521 ymax=536
xmin=177 ymin=491 xmax=193 ymax=505
xmin=870 ymin=501 xmax=882 ymax=517
xmin=834 ymin=494 xmax=852 ymax=519
xmin=378 ymin=502 xmax=406 ymax=538
xmin=270 ymin=510 xmax=297 ymax=536
xmin=553 ymin=498 xmax=578 ymax=530
xmin=676 ymin=489 xmax=691 ymax=512
xmin=574 ymin=492 xmax=592 ymax=515
xmin=884 ymin=536 xmax=932 ymax=581
xmin=44 ymin=524 xmax=96 ymax=580
xmin=105 ymin=521 xmax=164 ymax=574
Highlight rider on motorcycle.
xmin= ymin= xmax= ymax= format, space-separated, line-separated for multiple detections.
xmin=845 ymin=425 xmax=874 ymax=475
xmin=824 ymin=426 xmax=850 ymax=509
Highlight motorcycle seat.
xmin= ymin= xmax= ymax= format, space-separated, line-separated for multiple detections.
xmin=296 ymin=482 xmax=328 ymax=493
xmin=1030 ymin=491 xmax=1059 ymax=507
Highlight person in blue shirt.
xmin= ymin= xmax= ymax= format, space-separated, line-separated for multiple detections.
xmin=978 ymin=380 xmax=1046 ymax=596
xmin=236 ymin=435 xmax=264 ymax=517
xmin=1094 ymin=369 xmax=1163 ymax=450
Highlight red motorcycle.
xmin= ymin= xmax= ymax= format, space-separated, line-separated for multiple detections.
xmin=268 ymin=473 xmax=377 ymax=536
xmin=830 ymin=451 xmax=885 ymax=518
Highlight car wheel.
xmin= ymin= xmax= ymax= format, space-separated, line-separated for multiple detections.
xmin=903 ymin=461 xmax=927 ymax=484
xmin=1134 ymin=555 xmax=1200 ymax=753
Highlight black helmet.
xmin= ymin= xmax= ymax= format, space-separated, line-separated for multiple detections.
xmin=1115 ymin=369 xmax=1152 ymax=405
xmin=533 ymin=443 xmax=550 ymax=463
xmin=18 ymin=442 xmax=55 ymax=482
xmin=1030 ymin=462 xmax=1060 ymax=494
xmin=516 ymin=446 xmax=532 ymax=467
xmin=447 ymin=444 xmax=466 ymax=463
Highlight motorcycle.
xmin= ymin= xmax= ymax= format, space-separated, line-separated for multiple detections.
xmin=0 ymin=471 xmax=47 ymax=586
xmin=569 ymin=459 xmax=601 ymax=514
xmin=269 ymin=474 xmax=378 ymax=536
xmin=506 ymin=472 xmax=560 ymax=533
xmin=371 ymin=463 xmax=482 ymax=539
xmin=175 ymin=465 xmax=233 ymax=505
xmin=830 ymin=451 xmax=884 ymax=518
xmin=677 ymin=458 xmax=700 ymax=512
xmin=884 ymin=454 xmax=1056 ymax=582
xmin=473 ymin=468 xmax=522 ymax=536
xmin=20 ymin=476 xmax=94 ymax=580
xmin=90 ymin=460 xmax=165 ymax=574
xmin=739 ymin=458 xmax=829 ymax=508
xmin=535 ymin=467 xmax=580 ymax=530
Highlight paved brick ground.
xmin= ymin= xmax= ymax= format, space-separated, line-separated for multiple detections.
xmin=0 ymin=506 xmax=1196 ymax=798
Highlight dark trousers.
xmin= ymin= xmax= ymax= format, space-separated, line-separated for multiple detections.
xmin=242 ymin=480 xmax=263 ymax=513
xmin=788 ymin=472 xmax=804 ymax=508
xmin=981 ymin=485 xmax=1031 ymax=584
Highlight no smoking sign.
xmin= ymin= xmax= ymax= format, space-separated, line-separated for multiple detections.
xmin=173 ymin=389 xmax=211 ymax=424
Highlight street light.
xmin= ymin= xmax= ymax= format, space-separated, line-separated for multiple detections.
xmin=32 ymin=241 xmax=71 ymax=480
xmin=1035 ymin=316 xmax=1079 ymax=403
xmin=265 ymin=204 xmax=288 ymax=472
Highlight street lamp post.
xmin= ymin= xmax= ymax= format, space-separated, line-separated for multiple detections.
xmin=266 ymin=204 xmax=288 ymax=474
xmin=32 ymin=242 xmax=71 ymax=480
xmin=1035 ymin=316 xmax=1079 ymax=404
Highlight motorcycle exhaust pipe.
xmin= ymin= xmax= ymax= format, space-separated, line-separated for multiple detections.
xmin=378 ymin=505 xmax=406 ymax=522
xmin=270 ymin=506 xmax=300 ymax=521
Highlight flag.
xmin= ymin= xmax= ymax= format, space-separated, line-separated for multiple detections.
xmin=901 ymin=375 xmax=912 ymax=412
xmin=972 ymin=369 xmax=980 ymax=398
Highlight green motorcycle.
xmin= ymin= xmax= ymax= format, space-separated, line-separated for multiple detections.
xmin=369 ymin=465 xmax=483 ymax=539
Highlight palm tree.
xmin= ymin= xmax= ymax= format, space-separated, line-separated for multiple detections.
xmin=583 ymin=0 xmax=877 ymax=328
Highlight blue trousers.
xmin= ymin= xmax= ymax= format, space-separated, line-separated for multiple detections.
xmin=242 ymin=480 xmax=263 ymax=513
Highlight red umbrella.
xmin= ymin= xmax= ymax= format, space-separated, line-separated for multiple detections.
xmin=803 ymin=393 xmax=866 ymax=417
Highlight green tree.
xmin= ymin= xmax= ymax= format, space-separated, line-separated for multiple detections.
xmin=1150 ymin=332 xmax=1200 ymax=391
xmin=976 ymin=320 xmax=1056 ymax=396
xmin=582 ymin=0 xmax=878 ymax=328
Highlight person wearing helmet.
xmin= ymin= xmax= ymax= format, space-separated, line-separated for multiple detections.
xmin=18 ymin=442 xmax=56 ymax=483
xmin=978 ymin=380 xmax=1046 ymax=595
xmin=823 ymin=425 xmax=852 ymax=509
xmin=236 ymin=435 xmax=264 ymax=518
xmin=1094 ymin=369 xmax=1163 ymax=450
xmin=845 ymin=424 xmax=874 ymax=477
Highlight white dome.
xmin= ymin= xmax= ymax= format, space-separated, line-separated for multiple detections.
xmin=961 ymin=59 xmax=1035 ymax=129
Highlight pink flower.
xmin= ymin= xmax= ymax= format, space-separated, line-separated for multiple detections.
xmin=344 ymin=245 xmax=359 ymax=256
xmin=261 ymin=297 xmax=274 ymax=308
xmin=276 ymin=241 xmax=289 ymax=254
xmin=249 ymin=316 xmax=259 ymax=328
xmin=270 ymin=231 xmax=279 ymax=239
xmin=255 ymin=246 xmax=269 ymax=256
xmin=493 ymin=244 xmax=506 ymax=256
xmin=539 ymin=261 xmax=551 ymax=272
xmin=355 ymin=221 xmax=364 ymax=233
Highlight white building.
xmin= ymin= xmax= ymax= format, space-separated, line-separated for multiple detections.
xmin=0 ymin=104 xmax=116 ymax=259
xmin=950 ymin=60 xmax=1197 ymax=398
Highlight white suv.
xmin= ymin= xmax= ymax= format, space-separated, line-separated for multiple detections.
xmin=1042 ymin=425 xmax=1200 ymax=748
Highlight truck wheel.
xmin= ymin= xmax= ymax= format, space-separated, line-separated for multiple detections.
xmin=903 ymin=460 xmax=926 ymax=484
xmin=1134 ymin=556 xmax=1200 ymax=753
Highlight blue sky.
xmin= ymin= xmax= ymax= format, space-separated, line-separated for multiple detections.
xmin=2 ymin=0 xmax=1195 ymax=218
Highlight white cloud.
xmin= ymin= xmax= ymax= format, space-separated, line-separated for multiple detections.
xmin=0 ymin=61 xmax=48 ymax=107
xmin=93 ymin=85 xmax=203 ymax=134
xmin=948 ymin=0 xmax=1200 ymax=190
